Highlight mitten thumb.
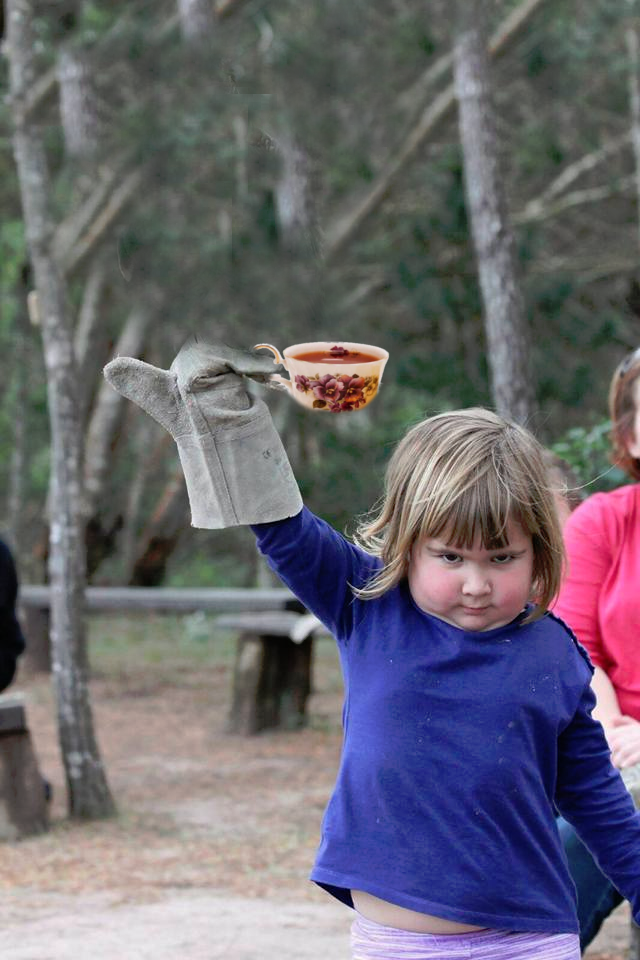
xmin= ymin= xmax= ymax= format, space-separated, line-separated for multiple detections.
xmin=103 ymin=357 xmax=184 ymax=436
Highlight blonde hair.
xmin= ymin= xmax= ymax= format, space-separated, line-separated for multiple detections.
xmin=609 ymin=347 xmax=640 ymax=480
xmin=354 ymin=408 xmax=565 ymax=621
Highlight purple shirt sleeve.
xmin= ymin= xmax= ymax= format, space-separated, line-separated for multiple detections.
xmin=556 ymin=680 xmax=640 ymax=920
xmin=252 ymin=507 xmax=378 ymax=640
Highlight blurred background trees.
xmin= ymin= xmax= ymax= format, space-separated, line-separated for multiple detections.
xmin=2 ymin=0 xmax=640 ymax=590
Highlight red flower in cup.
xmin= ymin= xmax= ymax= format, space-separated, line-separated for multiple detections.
xmin=292 ymin=367 xmax=378 ymax=412
xmin=295 ymin=374 xmax=311 ymax=393
xmin=338 ymin=374 xmax=365 ymax=409
xmin=312 ymin=374 xmax=346 ymax=410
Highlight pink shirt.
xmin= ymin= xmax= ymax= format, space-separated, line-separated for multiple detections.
xmin=554 ymin=483 xmax=640 ymax=720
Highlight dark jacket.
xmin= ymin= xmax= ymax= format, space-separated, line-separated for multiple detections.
xmin=0 ymin=539 xmax=25 ymax=691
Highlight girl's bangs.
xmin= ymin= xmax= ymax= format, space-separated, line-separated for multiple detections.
xmin=418 ymin=475 xmax=519 ymax=549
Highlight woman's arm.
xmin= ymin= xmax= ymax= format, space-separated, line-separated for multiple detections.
xmin=589 ymin=666 xmax=640 ymax=768
xmin=608 ymin=717 xmax=640 ymax=769
xmin=591 ymin=666 xmax=623 ymax=731
xmin=553 ymin=494 xmax=612 ymax=668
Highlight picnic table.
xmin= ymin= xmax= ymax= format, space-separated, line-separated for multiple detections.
xmin=218 ymin=609 xmax=327 ymax=734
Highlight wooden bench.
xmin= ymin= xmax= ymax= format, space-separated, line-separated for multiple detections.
xmin=0 ymin=693 xmax=48 ymax=839
xmin=218 ymin=610 xmax=327 ymax=735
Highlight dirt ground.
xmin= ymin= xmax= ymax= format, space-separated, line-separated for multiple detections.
xmin=0 ymin=619 xmax=632 ymax=960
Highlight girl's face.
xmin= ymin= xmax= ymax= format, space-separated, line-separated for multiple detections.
xmin=407 ymin=519 xmax=534 ymax=632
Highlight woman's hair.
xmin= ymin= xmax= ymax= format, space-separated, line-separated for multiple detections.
xmin=354 ymin=408 xmax=565 ymax=620
xmin=541 ymin=449 xmax=584 ymax=517
xmin=609 ymin=347 xmax=640 ymax=480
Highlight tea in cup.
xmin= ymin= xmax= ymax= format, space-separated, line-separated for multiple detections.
xmin=254 ymin=341 xmax=389 ymax=413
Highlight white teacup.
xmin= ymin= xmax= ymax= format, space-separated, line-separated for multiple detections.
xmin=254 ymin=341 xmax=389 ymax=413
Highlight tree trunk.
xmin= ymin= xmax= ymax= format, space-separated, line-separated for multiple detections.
xmin=5 ymin=309 xmax=30 ymax=552
xmin=74 ymin=254 xmax=109 ymax=428
xmin=57 ymin=43 xmax=103 ymax=160
xmin=128 ymin=470 xmax=189 ymax=586
xmin=119 ymin=430 xmax=172 ymax=581
xmin=177 ymin=0 xmax=214 ymax=44
xmin=274 ymin=130 xmax=321 ymax=258
xmin=324 ymin=0 xmax=548 ymax=265
xmin=6 ymin=0 xmax=115 ymax=819
xmin=83 ymin=306 xmax=152 ymax=518
xmin=82 ymin=306 xmax=153 ymax=579
xmin=54 ymin=151 xmax=134 ymax=269
xmin=453 ymin=0 xmax=535 ymax=425
xmin=627 ymin=26 xmax=640 ymax=257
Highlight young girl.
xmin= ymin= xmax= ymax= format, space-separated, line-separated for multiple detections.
xmin=251 ymin=407 xmax=640 ymax=960
xmin=103 ymin=346 xmax=640 ymax=960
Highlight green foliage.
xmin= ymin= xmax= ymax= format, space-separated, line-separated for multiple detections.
xmin=552 ymin=420 xmax=629 ymax=494
xmin=516 ymin=121 xmax=565 ymax=176
xmin=167 ymin=528 xmax=259 ymax=589
xmin=390 ymin=14 xmax=437 ymax=59
xmin=5 ymin=0 xmax=640 ymax=585
xmin=0 ymin=220 xmax=27 ymax=292
xmin=76 ymin=2 xmax=122 ymax=43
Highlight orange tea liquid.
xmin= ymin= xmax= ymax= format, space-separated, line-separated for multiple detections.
xmin=292 ymin=348 xmax=379 ymax=364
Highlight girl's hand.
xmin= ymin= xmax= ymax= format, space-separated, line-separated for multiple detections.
xmin=607 ymin=715 xmax=640 ymax=769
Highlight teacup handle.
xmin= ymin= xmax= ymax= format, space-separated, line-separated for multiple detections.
xmin=253 ymin=343 xmax=292 ymax=393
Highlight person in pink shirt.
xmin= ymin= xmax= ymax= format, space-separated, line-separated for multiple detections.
xmin=554 ymin=346 xmax=640 ymax=950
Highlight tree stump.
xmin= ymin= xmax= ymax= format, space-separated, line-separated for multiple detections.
xmin=0 ymin=693 xmax=48 ymax=839
xmin=224 ymin=612 xmax=317 ymax=735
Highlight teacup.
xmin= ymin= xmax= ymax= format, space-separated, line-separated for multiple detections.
xmin=254 ymin=341 xmax=389 ymax=413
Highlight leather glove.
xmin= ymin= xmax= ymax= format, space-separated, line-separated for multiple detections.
xmin=103 ymin=338 xmax=303 ymax=528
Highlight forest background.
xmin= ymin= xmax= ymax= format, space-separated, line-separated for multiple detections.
xmin=3 ymin=1 xmax=640 ymax=920
xmin=2 ymin=0 xmax=639 ymax=591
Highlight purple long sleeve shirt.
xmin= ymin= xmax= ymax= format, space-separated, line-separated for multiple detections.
xmin=253 ymin=508 xmax=640 ymax=933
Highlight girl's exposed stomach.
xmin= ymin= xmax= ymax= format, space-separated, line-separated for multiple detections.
xmin=351 ymin=890 xmax=487 ymax=934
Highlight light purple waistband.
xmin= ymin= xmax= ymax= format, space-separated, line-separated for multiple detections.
xmin=351 ymin=913 xmax=580 ymax=960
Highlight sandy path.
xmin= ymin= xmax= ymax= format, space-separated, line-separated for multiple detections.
xmin=0 ymin=890 xmax=352 ymax=960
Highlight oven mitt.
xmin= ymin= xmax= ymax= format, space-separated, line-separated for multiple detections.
xmin=103 ymin=338 xmax=303 ymax=528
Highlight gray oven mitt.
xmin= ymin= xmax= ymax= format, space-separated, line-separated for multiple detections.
xmin=103 ymin=338 xmax=303 ymax=528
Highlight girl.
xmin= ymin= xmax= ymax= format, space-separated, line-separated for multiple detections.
xmin=102 ymin=346 xmax=640 ymax=960
xmin=251 ymin=407 xmax=640 ymax=960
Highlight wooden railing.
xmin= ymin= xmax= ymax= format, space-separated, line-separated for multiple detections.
xmin=18 ymin=585 xmax=299 ymax=674
xmin=18 ymin=584 xmax=295 ymax=613
xmin=17 ymin=586 xmax=322 ymax=734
